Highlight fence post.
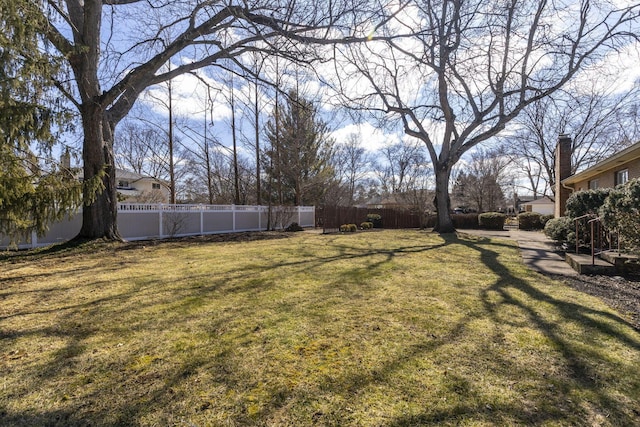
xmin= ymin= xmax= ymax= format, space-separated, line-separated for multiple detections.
xmin=200 ymin=204 xmax=204 ymax=234
xmin=232 ymin=205 xmax=236 ymax=232
xmin=159 ymin=203 xmax=164 ymax=238
xmin=31 ymin=230 xmax=38 ymax=249
xmin=258 ymin=206 xmax=262 ymax=230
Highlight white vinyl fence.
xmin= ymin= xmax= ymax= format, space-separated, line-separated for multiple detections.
xmin=1 ymin=204 xmax=315 ymax=249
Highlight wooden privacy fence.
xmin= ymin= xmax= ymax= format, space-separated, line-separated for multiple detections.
xmin=318 ymin=206 xmax=423 ymax=232
xmin=1 ymin=204 xmax=315 ymax=249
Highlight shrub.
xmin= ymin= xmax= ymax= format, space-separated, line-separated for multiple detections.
xmin=285 ymin=222 xmax=304 ymax=232
xmin=451 ymin=213 xmax=479 ymax=229
xmin=518 ymin=212 xmax=542 ymax=230
xmin=566 ymin=188 xmax=611 ymax=217
xmin=360 ymin=221 xmax=373 ymax=230
xmin=478 ymin=212 xmax=506 ymax=230
xmin=340 ymin=224 xmax=357 ymax=232
xmin=367 ymin=213 xmax=383 ymax=228
xmin=540 ymin=214 xmax=554 ymax=227
xmin=544 ymin=217 xmax=575 ymax=247
xmin=566 ymin=188 xmax=611 ymax=248
xmin=600 ymin=178 xmax=640 ymax=254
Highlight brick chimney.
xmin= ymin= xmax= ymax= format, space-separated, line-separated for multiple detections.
xmin=554 ymin=134 xmax=572 ymax=217
xmin=60 ymin=148 xmax=71 ymax=170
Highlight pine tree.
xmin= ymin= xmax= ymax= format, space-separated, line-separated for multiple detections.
xmin=264 ymin=91 xmax=334 ymax=206
xmin=0 ymin=0 xmax=88 ymax=244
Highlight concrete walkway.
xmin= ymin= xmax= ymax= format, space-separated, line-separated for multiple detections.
xmin=458 ymin=229 xmax=578 ymax=276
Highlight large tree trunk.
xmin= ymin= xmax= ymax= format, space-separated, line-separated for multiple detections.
xmin=433 ymin=162 xmax=455 ymax=233
xmin=77 ymin=103 xmax=121 ymax=240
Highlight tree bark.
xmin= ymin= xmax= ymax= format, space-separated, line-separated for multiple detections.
xmin=433 ymin=162 xmax=455 ymax=233
xmin=78 ymin=103 xmax=121 ymax=240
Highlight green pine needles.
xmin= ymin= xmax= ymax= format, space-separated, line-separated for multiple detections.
xmin=0 ymin=0 xmax=88 ymax=245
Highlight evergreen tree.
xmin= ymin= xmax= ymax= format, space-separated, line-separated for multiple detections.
xmin=264 ymin=91 xmax=334 ymax=206
xmin=0 ymin=0 xmax=87 ymax=244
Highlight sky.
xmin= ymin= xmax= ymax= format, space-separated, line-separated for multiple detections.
xmin=131 ymin=2 xmax=640 ymax=146
xmin=56 ymin=0 xmax=640 ymax=196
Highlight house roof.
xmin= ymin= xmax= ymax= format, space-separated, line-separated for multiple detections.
xmin=516 ymin=195 xmax=536 ymax=203
xmin=116 ymin=169 xmax=147 ymax=182
xmin=524 ymin=196 xmax=554 ymax=205
xmin=562 ymin=141 xmax=640 ymax=185
xmin=116 ymin=169 xmax=169 ymax=188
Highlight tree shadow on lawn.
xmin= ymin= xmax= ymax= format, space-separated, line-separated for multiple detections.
xmin=238 ymin=232 xmax=640 ymax=426
xmin=174 ymin=233 xmax=640 ymax=425
xmin=382 ymin=233 xmax=640 ymax=426
xmin=1 ymin=235 xmax=453 ymax=425
xmin=3 ymin=232 xmax=640 ymax=426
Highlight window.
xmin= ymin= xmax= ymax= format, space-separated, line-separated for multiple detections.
xmin=616 ymin=169 xmax=629 ymax=186
xmin=152 ymin=183 xmax=161 ymax=190
xmin=588 ymin=179 xmax=599 ymax=190
xmin=117 ymin=180 xmax=130 ymax=188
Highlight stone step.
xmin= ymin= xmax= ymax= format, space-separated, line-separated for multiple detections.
xmin=600 ymin=252 xmax=640 ymax=275
xmin=565 ymin=253 xmax=616 ymax=275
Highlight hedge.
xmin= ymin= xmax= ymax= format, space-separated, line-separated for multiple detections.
xmin=478 ymin=212 xmax=506 ymax=230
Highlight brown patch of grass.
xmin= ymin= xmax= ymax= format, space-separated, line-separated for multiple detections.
xmin=1 ymin=230 xmax=639 ymax=426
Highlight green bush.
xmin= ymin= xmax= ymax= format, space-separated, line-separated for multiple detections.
xmin=451 ymin=213 xmax=479 ymax=229
xmin=566 ymin=188 xmax=611 ymax=248
xmin=540 ymin=214 xmax=554 ymax=227
xmin=518 ymin=212 xmax=542 ymax=230
xmin=600 ymin=178 xmax=640 ymax=254
xmin=360 ymin=221 xmax=373 ymax=230
xmin=544 ymin=217 xmax=575 ymax=246
xmin=566 ymin=188 xmax=611 ymax=217
xmin=367 ymin=213 xmax=383 ymax=228
xmin=478 ymin=212 xmax=506 ymax=230
xmin=285 ymin=222 xmax=304 ymax=232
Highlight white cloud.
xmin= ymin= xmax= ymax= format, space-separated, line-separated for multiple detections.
xmin=140 ymin=67 xmax=233 ymax=122
xmin=572 ymin=40 xmax=640 ymax=95
xmin=330 ymin=122 xmax=399 ymax=152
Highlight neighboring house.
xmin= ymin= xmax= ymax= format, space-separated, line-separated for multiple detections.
xmin=116 ymin=169 xmax=170 ymax=203
xmin=523 ymin=196 xmax=555 ymax=216
xmin=555 ymin=138 xmax=640 ymax=216
xmin=509 ymin=194 xmax=536 ymax=214
xmin=60 ymin=152 xmax=170 ymax=203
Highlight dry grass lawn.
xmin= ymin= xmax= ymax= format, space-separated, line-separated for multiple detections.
xmin=1 ymin=230 xmax=639 ymax=426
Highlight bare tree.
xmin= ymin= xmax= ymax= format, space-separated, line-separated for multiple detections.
xmin=237 ymin=51 xmax=267 ymax=205
xmin=502 ymin=81 xmax=640 ymax=197
xmin=374 ymin=139 xmax=427 ymax=195
xmin=114 ymin=121 xmax=168 ymax=179
xmin=331 ymin=133 xmax=372 ymax=206
xmin=220 ymin=67 xmax=242 ymax=205
xmin=372 ymin=138 xmax=432 ymax=216
xmin=333 ymin=0 xmax=640 ymax=232
xmin=453 ymin=148 xmax=509 ymax=213
xmin=114 ymin=115 xmax=192 ymax=201
xmin=37 ymin=1 xmax=376 ymax=240
xmin=182 ymin=145 xmax=254 ymax=204
xmin=175 ymin=125 xmax=222 ymax=205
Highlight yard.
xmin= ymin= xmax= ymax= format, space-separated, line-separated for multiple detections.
xmin=1 ymin=230 xmax=639 ymax=426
